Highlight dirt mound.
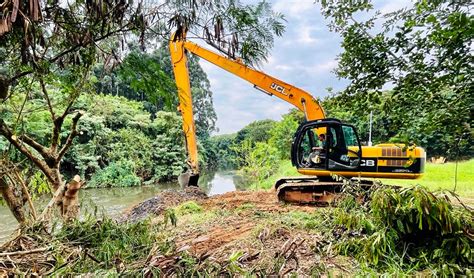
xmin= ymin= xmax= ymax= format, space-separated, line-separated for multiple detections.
xmin=169 ymin=191 xmax=338 ymax=276
xmin=177 ymin=219 xmax=255 ymax=255
xmin=200 ymin=190 xmax=317 ymax=213
xmin=200 ymin=190 xmax=277 ymax=210
xmin=120 ymin=187 xmax=207 ymax=222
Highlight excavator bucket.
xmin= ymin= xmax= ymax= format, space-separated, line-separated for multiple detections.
xmin=178 ymin=171 xmax=200 ymax=187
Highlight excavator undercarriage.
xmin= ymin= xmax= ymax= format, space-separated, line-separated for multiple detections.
xmin=274 ymin=177 xmax=374 ymax=205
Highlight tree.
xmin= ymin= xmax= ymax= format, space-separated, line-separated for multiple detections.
xmin=116 ymin=45 xmax=218 ymax=138
xmin=318 ymin=0 xmax=473 ymax=158
xmin=0 ymin=0 xmax=286 ymax=223
xmin=269 ymin=110 xmax=303 ymax=159
xmin=235 ymin=119 xmax=276 ymax=145
xmin=0 ymin=0 xmax=147 ymax=222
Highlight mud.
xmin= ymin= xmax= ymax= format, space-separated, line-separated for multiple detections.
xmin=120 ymin=187 xmax=207 ymax=222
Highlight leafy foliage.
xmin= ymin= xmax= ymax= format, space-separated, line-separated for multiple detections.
xmin=166 ymin=0 xmax=286 ymax=66
xmin=203 ymin=134 xmax=239 ymax=170
xmin=61 ymin=94 xmax=186 ymax=187
xmin=329 ymin=184 xmax=474 ymax=275
xmin=268 ymin=110 xmax=302 ymax=159
xmin=318 ymin=0 xmax=473 ymax=158
xmin=56 ymin=216 xmax=162 ymax=274
xmin=88 ymin=160 xmax=141 ymax=188
xmin=239 ymin=141 xmax=279 ymax=186
xmin=235 ymin=119 xmax=276 ymax=145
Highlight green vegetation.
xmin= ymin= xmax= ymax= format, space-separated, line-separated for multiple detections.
xmin=205 ymin=109 xmax=303 ymax=184
xmin=249 ymin=160 xmax=298 ymax=190
xmin=382 ymin=160 xmax=474 ymax=198
xmin=0 ymin=0 xmax=286 ymax=225
xmin=0 ymin=0 xmax=472 ymax=276
xmin=175 ymin=201 xmax=203 ymax=215
xmin=56 ymin=217 xmax=162 ymax=274
xmin=318 ymin=0 xmax=473 ymax=158
xmin=278 ymin=186 xmax=473 ymax=276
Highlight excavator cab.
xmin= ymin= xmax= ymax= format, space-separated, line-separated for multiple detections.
xmin=292 ymin=119 xmax=362 ymax=173
xmin=273 ymin=119 xmax=364 ymax=205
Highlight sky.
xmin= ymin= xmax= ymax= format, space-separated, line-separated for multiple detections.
xmin=199 ymin=0 xmax=411 ymax=135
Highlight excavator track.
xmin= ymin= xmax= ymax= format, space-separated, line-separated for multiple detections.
xmin=274 ymin=177 xmax=373 ymax=205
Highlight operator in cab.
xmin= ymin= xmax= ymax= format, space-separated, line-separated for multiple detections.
xmin=308 ymin=133 xmax=326 ymax=166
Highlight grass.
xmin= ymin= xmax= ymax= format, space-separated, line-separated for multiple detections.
xmin=380 ymin=159 xmax=474 ymax=198
xmin=252 ymin=160 xmax=299 ymax=190
xmin=254 ymin=159 xmax=474 ymax=198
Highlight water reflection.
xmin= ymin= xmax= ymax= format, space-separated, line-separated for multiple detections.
xmin=198 ymin=170 xmax=252 ymax=195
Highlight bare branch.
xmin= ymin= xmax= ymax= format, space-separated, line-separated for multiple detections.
xmin=49 ymin=25 xmax=134 ymax=63
xmin=9 ymin=70 xmax=34 ymax=83
xmin=0 ymin=120 xmax=52 ymax=180
xmin=13 ymin=170 xmax=38 ymax=220
xmin=57 ymin=111 xmax=84 ymax=160
xmin=0 ymin=247 xmax=49 ymax=257
xmin=39 ymin=77 xmax=55 ymax=121
xmin=18 ymin=133 xmax=50 ymax=158
xmin=58 ymin=96 xmax=76 ymax=121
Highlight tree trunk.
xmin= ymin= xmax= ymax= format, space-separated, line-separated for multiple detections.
xmin=0 ymin=177 xmax=26 ymax=225
xmin=62 ymin=175 xmax=82 ymax=221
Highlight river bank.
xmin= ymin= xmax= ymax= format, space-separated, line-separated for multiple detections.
xmin=0 ymin=170 xmax=243 ymax=243
xmin=1 ymin=182 xmax=472 ymax=276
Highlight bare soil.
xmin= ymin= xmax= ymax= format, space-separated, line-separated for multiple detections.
xmin=149 ymin=189 xmax=352 ymax=275
xmin=200 ymin=190 xmax=318 ymax=213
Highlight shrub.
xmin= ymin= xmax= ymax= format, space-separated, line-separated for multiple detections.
xmin=240 ymin=141 xmax=279 ymax=185
xmin=333 ymin=184 xmax=473 ymax=274
xmin=88 ymin=160 xmax=141 ymax=188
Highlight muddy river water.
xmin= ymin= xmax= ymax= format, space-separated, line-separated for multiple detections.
xmin=0 ymin=170 xmax=247 ymax=243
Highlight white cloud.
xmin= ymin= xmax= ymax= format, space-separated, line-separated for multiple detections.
xmin=298 ymin=26 xmax=320 ymax=44
xmin=272 ymin=0 xmax=317 ymax=17
xmin=306 ymin=60 xmax=338 ymax=74
xmin=274 ymin=64 xmax=291 ymax=71
xmin=379 ymin=0 xmax=411 ymax=14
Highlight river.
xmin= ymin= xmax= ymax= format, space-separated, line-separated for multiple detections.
xmin=0 ymin=170 xmax=247 ymax=243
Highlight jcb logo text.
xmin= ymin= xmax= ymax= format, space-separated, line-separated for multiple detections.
xmin=270 ymin=83 xmax=286 ymax=94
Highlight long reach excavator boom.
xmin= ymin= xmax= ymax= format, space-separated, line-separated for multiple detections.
xmin=169 ymin=33 xmax=425 ymax=203
xmin=170 ymin=33 xmax=324 ymax=184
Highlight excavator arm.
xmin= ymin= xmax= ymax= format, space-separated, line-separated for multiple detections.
xmin=169 ymin=33 xmax=325 ymax=185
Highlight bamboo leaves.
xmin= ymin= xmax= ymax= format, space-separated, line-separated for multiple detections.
xmin=330 ymin=183 xmax=472 ymax=274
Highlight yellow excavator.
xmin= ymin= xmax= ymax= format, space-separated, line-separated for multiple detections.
xmin=169 ymin=33 xmax=426 ymax=204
